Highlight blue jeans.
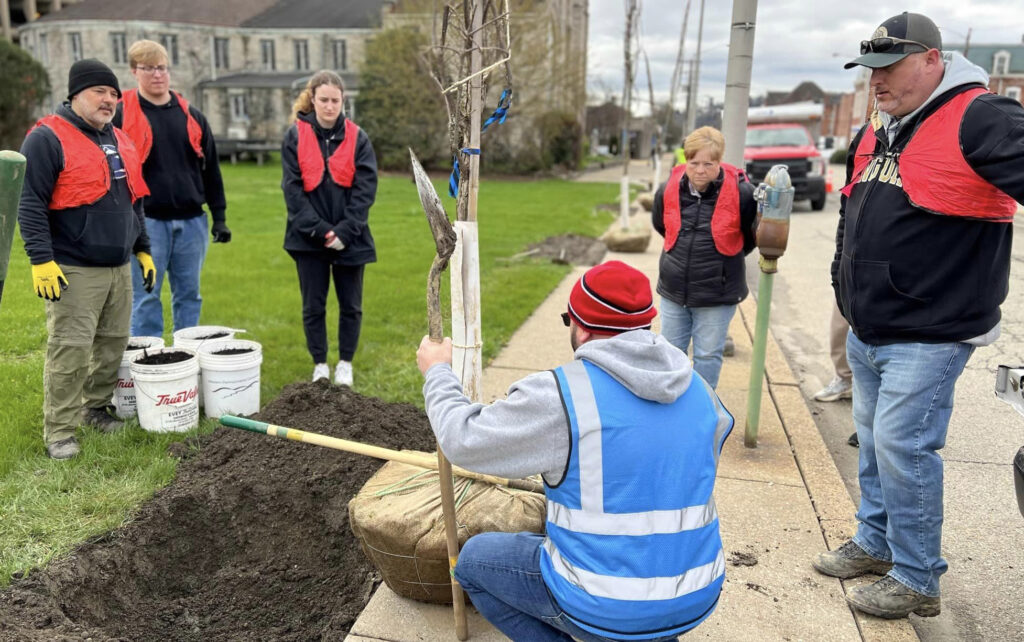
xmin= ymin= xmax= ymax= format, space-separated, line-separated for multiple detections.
xmin=846 ymin=331 xmax=974 ymax=597
xmin=131 ymin=216 xmax=209 ymax=337
xmin=454 ymin=532 xmax=680 ymax=642
xmin=658 ymin=298 xmax=736 ymax=388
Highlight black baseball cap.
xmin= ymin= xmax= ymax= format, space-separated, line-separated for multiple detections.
xmin=845 ymin=12 xmax=942 ymax=69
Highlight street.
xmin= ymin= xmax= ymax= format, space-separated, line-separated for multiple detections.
xmin=745 ymin=170 xmax=1024 ymax=641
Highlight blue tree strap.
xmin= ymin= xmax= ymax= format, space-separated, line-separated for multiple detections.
xmin=448 ymin=88 xmax=511 ymax=198
xmin=448 ymin=148 xmax=482 ymax=197
xmin=481 ymin=89 xmax=511 ymax=132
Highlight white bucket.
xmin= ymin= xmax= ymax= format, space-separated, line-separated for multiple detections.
xmin=196 ymin=340 xmax=263 ymax=419
xmin=129 ymin=347 xmax=200 ymax=433
xmin=113 ymin=336 xmax=166 ymax=418
xmin=172 ymin=326 xmax=243 ymax=407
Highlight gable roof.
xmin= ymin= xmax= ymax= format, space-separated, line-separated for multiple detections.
xmin=243 ymin=0 xmax=388 ymax=29
xmin=37 ymin=0 xmax=280 ymax=26
xmin=951 ymin=44 xmax=1024 ymax=74
xmin=37 ymin=0 xmax=388 ymax=29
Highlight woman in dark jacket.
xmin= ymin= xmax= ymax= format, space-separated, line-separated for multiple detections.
xmin=282 ymin=70 xmax=377 ymax=386
xmin=652 ymin=126 xmax=757 ymax=388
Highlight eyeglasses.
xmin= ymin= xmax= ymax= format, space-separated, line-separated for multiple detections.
xmin=561 ymin=312 xmax=571 ymax=327
xmin=136 ymin=65 xmax=169 ymax=75
xmin=860 ymin=37 xmax=929 ymax=55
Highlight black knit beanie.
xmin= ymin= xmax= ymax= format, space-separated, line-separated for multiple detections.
xmin=67 ymin=59 xmax=121 ymax=101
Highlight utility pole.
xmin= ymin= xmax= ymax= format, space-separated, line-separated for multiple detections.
xmin=963 ymin=27 xmax=972 ymax=57
xmin=720 ymin=0 xmax=756 ymax=167
xmin=685 ymin=0 xmax=706 ymax=133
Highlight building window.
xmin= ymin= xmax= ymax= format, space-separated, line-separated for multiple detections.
xmin=294 ymin=39 xmax=309 ymax=71
xmin=1008 ymin=86 xmax=1022 ymax=103
xmin=214 ymin=37 xmax=230 ymax=69
xmin=332 ymin=39 xmax=347 ymax=70
xmin=260 ymin=39 xmax=276 ymax=71
xmin=994 ymin=51 xmax=1010 ymax=76
xmin=69 ymin=32 xmax=83 ymax=61
xmin=110 ymin=32 xmax=127 ymax=64
xmin=230 ymin=93 xmax=248 ymax=121
xmin=159 ymin=34 xmax=179 ymax=65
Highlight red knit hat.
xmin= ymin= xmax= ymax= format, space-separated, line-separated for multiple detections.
xmin=567 ymin=260 xmax=657 ymax=335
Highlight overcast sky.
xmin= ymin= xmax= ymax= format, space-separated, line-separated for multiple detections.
xmin=587 ymin=0 xmax=1024 ymax=108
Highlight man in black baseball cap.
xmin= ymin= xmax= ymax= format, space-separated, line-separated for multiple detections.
xmin=844 ymin=12 xmax=941 ymax=70
xmin=815 ymin=8 xmax=1024 ymax=623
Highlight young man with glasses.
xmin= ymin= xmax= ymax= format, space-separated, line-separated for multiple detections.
xmin=813 ymin=12 xmax=1024 ymax=619
xmin=114 ymin=39 xmax=230 ymax=338
xmin=417 ymin=260 xmax=733 ymax=640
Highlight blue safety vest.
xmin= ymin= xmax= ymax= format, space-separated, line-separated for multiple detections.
xmin=543 ymin=359 xmax=733 ymax=639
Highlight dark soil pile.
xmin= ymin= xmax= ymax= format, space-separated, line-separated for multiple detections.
xmin=526 ymin=233 xmax=607 ymax=266
xmin=0 ymin=381 xmax=438 ymax=641
xmin=134 ymin=350 xmax=193 ymax=365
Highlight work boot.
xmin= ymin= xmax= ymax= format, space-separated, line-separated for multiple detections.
xmin=814 ymin=376 xmax=853 ymax=402
xmin=847 ymin=575 xmax=941 ymax=619
xmin=334 ymin=360 xmax=353 ymax=387
xmin=812 ymin=540 xmax=892 ymax=579
xmin=47 ymin=437 xmax=81 ymax=460
xmin=723 ymin=335 xmax=735 ymax=357
xmin=83 ymin=405 xmax=125 ymax=433
xmin=312 ymin=363 xmax=330 ymax=382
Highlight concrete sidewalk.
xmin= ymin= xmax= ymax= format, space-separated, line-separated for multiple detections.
xmin=347 ymin=218 xmax=919 ymax=641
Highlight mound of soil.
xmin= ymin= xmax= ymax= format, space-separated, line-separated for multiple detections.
xmin=134 ymin=350 xmax=193 ymax=365
xmin=0 ymin=381 xmax=438 ymax=641
xmin=525 ymin=234 xmax=606 ymax=266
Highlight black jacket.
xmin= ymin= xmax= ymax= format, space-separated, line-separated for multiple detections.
xmin=833 ymin=87 xmax=1024 ymax=344
xmin=281 ymin=112 xmax=377 ymax=265
xmin=18 ymin=104 xmax=150 ymax=267
xmin=113 ymin=93 xmax=227 ymax=222
xmin=652 ymin=169 xmax=758 ymax=308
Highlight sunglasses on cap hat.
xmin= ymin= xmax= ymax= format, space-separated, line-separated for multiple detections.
xmin=860 ymin=36 xmax=929 ymax=55
xmin=561 ymin=312 xmax=571 ymax=327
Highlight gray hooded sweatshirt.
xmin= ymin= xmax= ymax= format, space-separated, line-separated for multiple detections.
xmin=422 ymin=330 xmax=694 ymax=485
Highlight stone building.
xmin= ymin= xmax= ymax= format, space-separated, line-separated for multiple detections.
xmin=16 ymin=0 xmax=386 ymax=149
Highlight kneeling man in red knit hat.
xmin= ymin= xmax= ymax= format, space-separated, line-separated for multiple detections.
xmin=417 ymin=260 xmax=734 ymax=641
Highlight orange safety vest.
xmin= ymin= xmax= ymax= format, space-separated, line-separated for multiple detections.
xmin=119 ymin=88 xmax=204 ymax=162
xmin=297 ymin=118 xmax=360 ymax=191
xmin=33 ymin=114 xmax=149 ymax=210
xmin=842 ymin=87 xmax=1017 ymax=222
xmin=662 ymin=162 xmax=744 ymax=256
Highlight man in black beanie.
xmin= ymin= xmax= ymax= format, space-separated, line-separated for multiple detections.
xmin=17 ymin=58 xmax=156 ymax=460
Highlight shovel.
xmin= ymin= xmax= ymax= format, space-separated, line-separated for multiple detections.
xmin=410 ymin=148 xmax=468 ymax=639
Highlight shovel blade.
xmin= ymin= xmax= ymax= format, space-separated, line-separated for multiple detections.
xmin=409 ymin=148 xmax=456 ymax=259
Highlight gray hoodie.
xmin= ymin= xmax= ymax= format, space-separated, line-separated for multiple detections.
xmin=422 ymin=330 xmax=694 ymax=485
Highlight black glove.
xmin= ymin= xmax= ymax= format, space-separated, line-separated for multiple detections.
xmin=211 ymin=221 xmax=232 ymax=243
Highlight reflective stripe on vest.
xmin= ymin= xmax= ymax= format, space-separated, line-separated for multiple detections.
xmin=841 ymin=88 xmax=1017 ymax=222
xmin=543 ymin=359 xmax=733 ymax=638
xmin=662 ymin=162 xmax=743 ymax=255
xmin=120 ymin=89 xmax=203 ymax=162
xmin=34 ymin=114 xmax=150 ymax=210
xmin=297 ymin=118 xmax=360 ymax=191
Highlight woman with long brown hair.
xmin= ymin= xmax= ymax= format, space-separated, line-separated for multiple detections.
xmin=282 ymin=70 xmax=378 ymax=386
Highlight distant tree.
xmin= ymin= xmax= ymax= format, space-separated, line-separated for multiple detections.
xmin=0 ymin=39 xmax=50 ymax=151
xmin=357 ymin=28 xmax=448 ymax=170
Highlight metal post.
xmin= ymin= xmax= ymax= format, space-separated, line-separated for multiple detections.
xmin=745 ymin=256 xmax=775 ymax=447
xmin=0 ymin=150 xmax=27 ymax=309
xmin=720 ymin=0 xmax=758 ymax=167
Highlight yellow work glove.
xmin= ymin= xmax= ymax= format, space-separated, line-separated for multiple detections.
xmin=136 ymin=252 xmax=156 ymax=293
xmin=31 ymin=261 xmax=68 ymax=301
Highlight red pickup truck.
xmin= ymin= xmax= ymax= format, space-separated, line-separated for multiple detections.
xmin=743 ymin=123 xmax=828 ymax=211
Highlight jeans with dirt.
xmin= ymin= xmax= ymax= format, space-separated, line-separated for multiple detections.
xmin=44 ymin=264 xmax=131 ymax=445
xmin=846 ymin=331 xmax=974 ymax=597
xmin=454 ymin=532 xmax=681 ymax=642
xmin=658 ymin=298 xmax=736 ymax=389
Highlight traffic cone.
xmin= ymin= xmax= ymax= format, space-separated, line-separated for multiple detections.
xmin=826 ymin=167 xmax=834 ymax=193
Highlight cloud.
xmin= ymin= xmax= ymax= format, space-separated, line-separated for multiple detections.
xmin=587 ymin=0 xmax=1024 ymax=106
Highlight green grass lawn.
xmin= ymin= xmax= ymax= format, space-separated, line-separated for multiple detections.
xmin=0 ymin=163 xmax=616 ymax=586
